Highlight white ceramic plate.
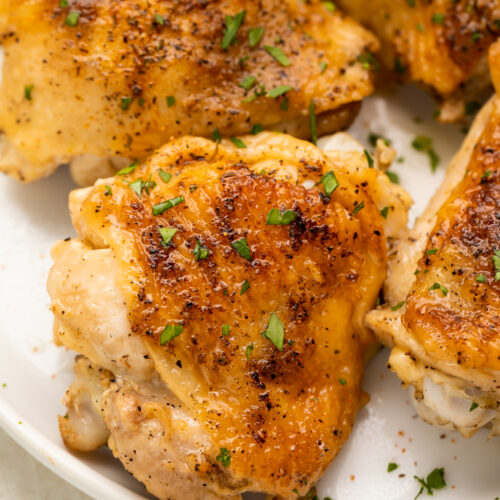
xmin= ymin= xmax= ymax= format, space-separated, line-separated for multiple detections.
xmin=0 ymin=85 xmax=499 ymax=500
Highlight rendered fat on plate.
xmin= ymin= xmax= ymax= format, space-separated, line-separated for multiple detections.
xmin=367 ymin=41 xmax=500 ymax=438
xmin=336 ymin=0 xmax=500 ymax=121
xmin=47 ymin=132 xmax=410 ymax=499
xmin=0 ymin=0 xmax=378 ymax=184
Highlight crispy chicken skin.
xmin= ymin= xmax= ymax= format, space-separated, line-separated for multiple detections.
xmin=367 ymin=42 xmax=500 ymax=438
xmin=336 ymin=0 xmax=500 ymax=121
xmin=48 ymin=132 xmax=409 ymax=499
xmin=0 ymin=0 xmax=378 ymax=184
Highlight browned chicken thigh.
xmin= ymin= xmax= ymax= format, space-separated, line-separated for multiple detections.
xmin=48 ymin=132 xmax=409 ymax=499
xmin=0 ymin=0 xmax=378 ymax=184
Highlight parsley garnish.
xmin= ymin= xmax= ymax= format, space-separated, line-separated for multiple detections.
xmin=429 ymin=282 xmax=448 ymax=296
xmin=104 ymin=185 xmax=112 ymax=196
xmin=264 ymin=45 xmax=291 ymax=66
xmin=426 ymin=248 xmax=438 ymax=256
xmin=266 ymin=208 xmax=298 ymax=225
xmin=267 ymin=85 xmax=293 ymax=98
xmin=412 ymin=136 xmax=439 ymax=172
xmin=323 ymin=1 xmax=336 ymax=12
xmin=386 ymin=170 xmax=399 ymax=184
xmin=391 ymin=301 xmax=406 ymax=311
xmin=388 ymin=463 xmax=399 ymax=472
xmin=60 ymin=0 xmax=69 ymax=6
xmin=129 ymin=178 xmax=145 ymax=198
xmin=476 ymin=274 xmax=486 ymax=283
xmin=154 ymin=13 xmax=164 ymax=25
xmin=216 ymin=447 xmax=231 ymax=467
xmin=414 ymin=467 xmax=446 ymax=499
xmin=246 ymin=343 xmax=254 ymax=360
xmin=394 ymin=57 xmax=406 ymax=74
xmin=364 ymin=149 xmax=374 ymax=167
xmin=230 ymin=137 xmax=246 ymax=148
xmin=116 ymin=162 xmax=138 ymax=175
xmin=222 ymin=324 xmax=230 ymax=336
xmin=381 ymin=206 xmax=389 ymax=218
xmin=24 ymin=84 xmax=34 ymax=101
xmin=262 ymin=313 xmax=284 ymax=351
xmin=152 ymin=196 xmax=184 ymax=216
xmin=251 ymin=123 xmax=263 ymax=135
xmin=240 ymin=279 xmax=250 ymax=295
xmin=368 ymin=133 xmax=391 ymax=147
xmin=280 ymin=98 xmax=289 ymax=111
xmin=321 ymin=170 xmax=339 ymax=196
xmin=212 ymin=128 xmax=223 ymax=143
xmin=221 ymin=11 xmax=246 ymax=50
xmin=121 ymin=97 xmax=133 ymax=111
xmin=309 ymin=100 xmax=317 ymax=145
xmin=339 ymin=378 xmax=347 ymax=385
xmin=248 ymin=27 xmax=264 ymax=47
xmin=193 ymin=239 xmax=209 ymax=261
xmin=492 ymin=249 xmax=500 ymax=281
xmin=319 ymin=61 xmax=328 ymax=73
xmin=158 ymin=169 xmax=172 ymax=183
xmin=231 ymin=237 xmax=252 ymax=261
xmin=353 ymin=201 xmax=365 ymax=215
xmin=481 ymin=170 xmax=492 ymax=181
xmin=469 ymin=402 xmax=479 ymax=411
xmin=239 ymin=75 xmax=257 ymax=91
xmin=159 ymin=227 xmax=177 ymax=247
xmin=432 ymin=13 xmax=444 ymax=25
xmin=65 ymin=11 xmax=80 ymax=26
xmin=160 ymin=324 xmax=183 ymax=345
xmin=166 ymin=96 xmax=175 ymax=107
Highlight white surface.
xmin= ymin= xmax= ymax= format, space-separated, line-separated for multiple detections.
xmin=0 ymin=85 xmax=499 ymax=500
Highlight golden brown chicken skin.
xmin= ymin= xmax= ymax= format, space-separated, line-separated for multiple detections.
xmin=367 ymin=42 xmax=500 ymax=437
xmin=0 ymin=0 xmax=378 ymax=183
xmin=48 ymin=132 xmax=409 ymax=499
xmin=337 ymin=0 xmax=500 ymax=120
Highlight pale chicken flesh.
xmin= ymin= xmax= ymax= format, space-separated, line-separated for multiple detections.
xmin=48 ymin=132 xmax=409 ymax=499
xmin=0 ymin=0 xmax=378 ymax=184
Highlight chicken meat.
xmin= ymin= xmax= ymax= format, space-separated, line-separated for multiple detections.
xmin=48 ymin=131 xmax=410 ymax=499
xmin=336 ymin=0 xmax=500 ymax=121
xmin=0 ymin=0 xmax=378 ymax=184
xmin=367 ymin=41 xmax=500 ymax=438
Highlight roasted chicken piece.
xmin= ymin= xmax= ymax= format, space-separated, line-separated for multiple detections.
xmin=0 ymin=0 xmax=378 ymax=184
xmin=367 ymin=41 xmax=500 ymax=438
xmin=337 ymin=0 xmax=500 ymax=121
xmin=48 ymin=132 xmax=409 ymax=499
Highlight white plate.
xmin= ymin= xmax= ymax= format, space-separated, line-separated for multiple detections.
xmin=0 ymin=85 xmax=499 ymax=500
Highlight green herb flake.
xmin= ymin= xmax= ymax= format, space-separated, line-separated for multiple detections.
xmin=158 ymin=227 xmax=177 ymax=247
xmin=388 ymin=462 xmax=399 ymax=472
xmin=158 ymin=169 xmax=172 ymax=183
xmin=240 ymin=279 xmax=250 ymax=295
xmin=309 ymin=99 xmax=317 ymax=145
xmin=121 ymin=96 xmax=133 ymax=111
xmin=391 ymin=301 xmax=406 ymax=311
xmin=321 ymin=170 xmax=339 ymax=196
xmin=239 ymin=75 xmax=257 ymax=91
xmin=429 ymin=282 xmax=448 ymax=296
xmin=154 ymin=13 xmax=164 ymax=25
xmin=262 ymin=313 xmax=284 ymax=351
xmin=116 ymin=162 xmax=138 ymax=176
xmin=319 ymin=61 xmax=328 ymax=73
xmin=222 ymin=324 xmax=230 ymax=337
xmin=394 ymin=57 xmax=406 ymax=74
xmin=364 ymin=149 xmax=374 ymax=167
xmin=248 ymin=27 xmax=265 ymax=47
xmin=323 ymin=1 xmax=336 ymax=11
xmin=417 ymin=22 xmax=424 ymax=32
xmin=231 ymin=237 xmax=252 ymax=261
xmin=166 ymin=95 xmax=175 ymax=107
xmin=160 ymin=324 xmax=183 ymax=345
xmin=412 ymin=135 xmax=440 ymax=172
xmin=357 ymin=52 xmax=380 ymax=71
xmin=152 ymin=196 xmax=185 ymax=216
xmin=245 ymin=343 xmax=254 ymax=360
xmin=426 ymin=248 xmax=438 ymax=256
xmin=471 ymin=31 xmax=481 ymax=42
xmin=24 ymin=84 xmax=34 ymax=101
xmin=266 ymin=208 xmax=298 ymax=225
xmin=339 ymin=378 xmax=347 ymax=385
xmin=432 ymin=13 xmax=444 ymax=24
xmin=212 ymin=127 xmax=223 ymax=143
xmin=230 ymin=137 xmax=246 ymax=148
xmin=386 ymin=170 xmax=400 ymax=184
xmin=469 ymin=402 xmax=479 ymax=411
xmin=368 ymin=133 xmax=391 ymax=147
xmin=251 ymin=123 xmax=263 ymax=135
xmin=267 ymin=85 xmax=293 ymax=98
xmin=193 ymin=240 xmax=209 ymax=261
xmin=128 ymin=178 xmax=144 ymax=198
xmin=104 ymin=184 xmax=112 ymax=196
xmin=414 ymin=467 xmax=446 ymax=499
xmin=493 ymin=249 xmax=500 ymax=281
xmin=221 ymin=11 xmax=246 ymax=50
xmin=381 ymin=206 xmax=390 ymax=218
xmin=481 ymin=170 xmax=492 ymax=181
xmin=280 ymin=98 xmax=289 ymax=111
xmin=65 ymin=10 xmax=80 ymax=26
xmin=353 ymin=201 xmax=365 ymax=215
xmin=407 ymin=0 xmax=415 ymax=6
xmin=60 ymin=0 xmax=69 ymax=6
xmin=216 ymin=447 xmax=231 ymax=467
xmin=476 ymin=274 xmax=487 ymax=283
xmin=264 ymin=45 xmax=291 ymax=66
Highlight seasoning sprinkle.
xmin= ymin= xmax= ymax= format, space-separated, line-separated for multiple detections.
xmin=160 ymin=324 xmax=183 ymax=345
xmin=240 ymin=279 xmax=250 ymax=295
xmin=266 ymin=208 xmax=298 ymax=225
xmin=193 ymin=239 xmax=209 ymax=261
xmin=116 ymin=162 xmax=138 ymax=175
xmin=248 ymin=27 xmax=264 ymax=47
xmin=231 ymin=237 xmax=252 ymax=261
xmin=221 ymin=11 xmax=246 ymax=50
xmin=158 ymin=169 xmax=172 ymax=183
xmin=264 ymin=45 xmax=291 ymax=66
xmin=246 ymin=343 xmax=254 ymax=360
xmin=262 ymin=313 xmax=284 ymax=351
xmin=321 ymin=170 xmax=339 ymax=196
xmin=230 ymin=137 xmax=247 ymax=148
xmin=429 ymin=282 xmax=448 ymax=296
xmin=158 ymin=227 xmax=177 ymax=247
xmin=152 ymin=196 xmax=184 ymax=216
xmin=216 ymin=447 xmax=231 ymax=467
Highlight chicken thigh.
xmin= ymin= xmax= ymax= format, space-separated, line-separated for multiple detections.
xmin=0 ymin=0 xmax=378 ymax=184
xmin=367 ymin=41 xmax=500 ymax=438
xmin=48 ymin=131 xmax=409 ymax=499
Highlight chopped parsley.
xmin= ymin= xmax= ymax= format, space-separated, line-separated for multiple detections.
xmin=262 ymin=313 xmax=284 ymax=351
xmin=65 ymin=10 xmax=80 ymax=26
xmin=353 ymin=201 xmax=365 ymax=215
xmin=426 ymin=248 xmax=438 ymax=256
xmin=104 ymin=185 xmax=112 ymax=196
xmin=381 ymin=206 xmax=389 ymax=218
xmin=239 ymin=75 xmax=257 ymax=91
xmin=121 ymin=97 xmax=133 ymax=111
xmin=429 ymin=282 xmax=448 ymax=296
xmin=321 ymin=170 xmax=339 ymax=196
xmin=339 ymin=378 xmax=347 ymax=385
xmin=414 ymin=467 xmax=446 ymax=499
xmin=386 ymin=170 xmax=400 ymax=184
xmin=248 ymin=27 xmax=264 ymax=47
xmin=24 ymin=84 xmax=34 ymax=101
xmin=166 ymin=95 xmax=175 ymax=107
xmin=394 ymin=57 xmax=406 ymax=74
xmin=280 ymin=98 xmax=289 ymax=111
xmin=240 ymin=279 xmax=250 ymax=295
xmin=412 ymin=135 xmax=439 ymax=172
xmin=481 ymin=170 xmax=492 ymax=181
xmin=158 ymin=227 xmax=177 ymax=247
xmin=323 ymin=1 xmax=336 ymax=12
xmin=417 ymin=22 xmax=424 ymax=32
xmin=251 ymin=123 xmax=263 ymax=135
xmin=116 ymin=162 xmax=138 ymax=175
xmin=364 ymin=149 xmax=374 ymax=167
xmin=264 ymin=45 xmax=291 ymax=66
xmin=246 ymin=343 xmax=254 ymax=360
xmin=431 ymin=13 xmax=444 ymax=25
xmin=222 ymin=324 xmax=230 ymax=336
xmin=158 ymin=169 xmax=172 ymax=183
xmin=266 ymin=208 xmax=298 ymax=225
xmin=309 ymin=100 xmax=317 ymax=145
xmin=160 ymin=324 xmax=183 ymax=345
xmin=230 ymin=137 xmax=246 ymax=148
xmin=216 ymin=447 xmax=231 ymax=467
xmin=212 ymin=127 xmax=223 ymax=143
xmin=154 ymin=13 xmax=164 ymax=25
xmin=469 ymin=402 xmax=479 ymax=411
xmin=152 ymin=196 xmax=184 ymax=216
xmin=221 ymin=11 xmax=246 ymax=50
xmin=476 ymin=274 xmax=486 ymax=283
xmin=493 ymin=249 xmax=500 ymax=281
xmin=231 ymin=237 xmax=252 ymax=261
xmin=319 ymin=61 xmax=328 ymax=73
xmin=129 ymin=178 xmax=145 ymax=198
xmin=60 ymin=0 xmax=69 ymax=6
xmin=267 ymin=85 xmax=293 ymax=98
xmin=193 ymin=240 xmax=209 ymax=261
xmin=189 ymin=184 xmax=197 ymax=192
xmin=368 ymin=133 xmax=391 ymax=147
xmin=391 ymin=301 xmax=406 ymax=311
xmin=387 ymin=462 xmax=399 ymax=472
xmin=357 ymin=52 xmax=380 ymax=71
